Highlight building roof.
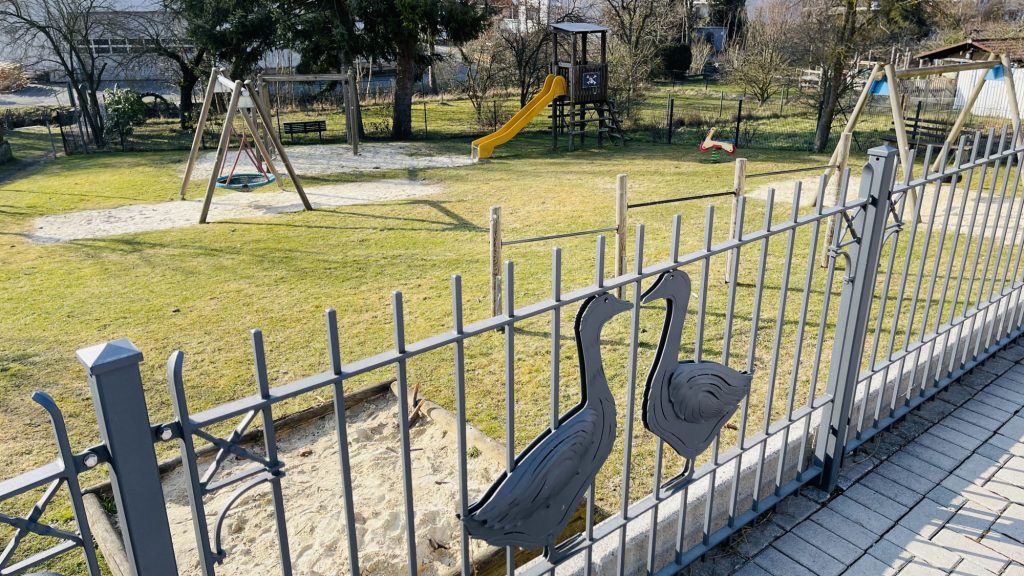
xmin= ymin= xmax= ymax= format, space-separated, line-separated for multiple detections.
xmin=915 ymin=38 xmax=1024 ymax=63
xmin=550 ymin=22 xmax=608 ymax=33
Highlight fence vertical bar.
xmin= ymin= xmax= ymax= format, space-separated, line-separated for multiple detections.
xmin=326 ymin=310 xmax=360 ymax=576
xmin=727 ymin=158 xmax=746 ymax=282
xmin=77 ymin=339 xmax=178 ymax=576
xmin=391 ymin=293 xmax=419 ymax=575
xmin=816 ymin=145 xmax=898 ymax=492
xmin=491 ymin=206 xmax=503 ymax=316
xmin=615 ymin=174 xmax=628 ymax=297
xmin=451 ymin=276 xmax=472 ymax=575
xmin=250 ymin=330 xmax=293 ymax=576
xmin=503 ymin=260 xmax=517 ymax=574
xmin=166 ymin=352 xmax=218 ymax=575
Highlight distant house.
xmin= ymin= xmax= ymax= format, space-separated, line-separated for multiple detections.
xmin=914 ymin=38 xmax=1024 ymax=119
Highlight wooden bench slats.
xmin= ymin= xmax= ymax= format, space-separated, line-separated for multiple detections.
xmin=282 ymin=120 xmax=327 ymax=143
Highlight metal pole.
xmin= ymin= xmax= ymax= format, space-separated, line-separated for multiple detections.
xmin=734 ymin=99 xmax=743 ymax=146
xmin=816 ymin=145 xmax=898 ymax=492
xmin=667 ymin=97 xmax=675 ymax=144
xmin=615 ymin=174 xmax=628 ymax=297
xmin=77 ymin=339 xmax=178 ymax=576
xmin=490 ymin=206 xmax=502 ymax=316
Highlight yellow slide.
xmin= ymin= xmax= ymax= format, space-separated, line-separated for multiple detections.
xmin=471 ymin=74 xmax=567 ymax=161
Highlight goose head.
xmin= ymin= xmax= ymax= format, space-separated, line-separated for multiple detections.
xmin=578 ymin=292 xmax=632 ymax=332
xmin=641 ymin=270 xmax=691 ymax=305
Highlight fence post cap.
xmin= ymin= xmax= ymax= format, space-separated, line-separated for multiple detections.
xmin=867 ymin=143 xmax=899 ymax=158
xmin=76 ymin=338 xmax=143 ymax=375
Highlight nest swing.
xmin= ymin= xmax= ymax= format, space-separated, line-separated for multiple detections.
xmin=216 ymin=132 xmax=275 ymax=190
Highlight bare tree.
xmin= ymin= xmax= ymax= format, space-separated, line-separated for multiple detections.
xmin=122 ymin=8 xmax=207 ymax=130
xmin=602 ymin=0 xmax=668 ymax=116
xmin=726 ymin=4 xmax=792 ymax=105
xmin=688 ymin=33 xmax=713 ymax=75
xmin=459 ymin=27 xmax=510 ymax=122
xmin=0 ymin=0 xmax=115 ymax=146
xmin=497 ymin=0 xmax=584 ymax=108
xmin=497 ymin=17 xmax=548 ymax=108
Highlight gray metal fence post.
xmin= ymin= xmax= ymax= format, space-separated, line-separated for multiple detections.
xmin=77 ymin=338 xmax=178 ymax=576
xmin=816 ymin=145 xmax=898 ymax=492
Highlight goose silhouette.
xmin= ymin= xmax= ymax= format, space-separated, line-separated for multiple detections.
xmin=461 ymin=291 xmax=631 ymax=557
xmin=641 ymin=270 xmax=751 ymax=490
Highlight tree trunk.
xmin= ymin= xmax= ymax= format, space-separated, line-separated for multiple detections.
xmin=178 ymin=70 xmax=198 ymax=131
xmin=74 ymin=84 xmax=105 ymax=148
xmin=813 ymin=68 xmax=843 ymax=152
xmin=392 ymin=37 xmax=417 ymax=140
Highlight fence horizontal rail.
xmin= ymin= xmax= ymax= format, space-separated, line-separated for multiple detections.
xmin=501 ymin=226 xmax=618 ymax=246
xmin=746 ymin=164 xmax=837 ymax=179
xmin=627 ymin=189 xmax=736 ymax=209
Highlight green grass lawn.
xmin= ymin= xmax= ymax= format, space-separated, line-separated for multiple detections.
xmin=1 ymin=124 xmax=1012 ymax=573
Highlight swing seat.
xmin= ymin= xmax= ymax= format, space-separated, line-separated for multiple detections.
xmin=216 ymin=173 xmax=276 ymax=190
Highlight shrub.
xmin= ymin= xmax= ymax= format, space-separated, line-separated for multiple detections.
xmin=0 ymin=63 xmax=29 ymax=92
xmin=659 ymin=44 xmax=693 ymax=78
xmin=103 ymin=87 xmax=146 ymax=150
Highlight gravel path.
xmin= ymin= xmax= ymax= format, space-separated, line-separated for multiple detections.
xmin=191 ymin=142 xmax=474 ymax=177
xmin=28 ymin=179 xmax=445 ymax=243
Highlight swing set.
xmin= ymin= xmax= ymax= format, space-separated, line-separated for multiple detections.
xmin=180 ymin=67 xmax=312 ymax=224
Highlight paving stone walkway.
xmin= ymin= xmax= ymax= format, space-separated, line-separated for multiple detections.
xmin=686 ymin=340 xmax=1024 ymax=576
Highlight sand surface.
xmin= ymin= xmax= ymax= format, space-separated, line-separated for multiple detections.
xmin=164 ymin=394 xmax=503 ymax=576
xmin=28 ymin=179 xmax=444 ymax=243
xmin=747 ymin=170 xmax=1024 ymax=241
xmin=191 ymin=142 xmax=474 ymax=177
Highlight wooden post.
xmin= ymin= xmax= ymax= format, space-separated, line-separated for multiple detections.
xmin=490 ymin=206 xmax=502 ymax=316
xmin=246 ymin=79 xmax=313 ymax=211
xmin=822 ymin=63 xmax=882 ymax=191
xmin=821 ymin=132 xmax=852 ymax=267
xmin=346 ymin=69 xmax=361 ymax=156
xmin=199 ymin=80 xmax=242 ymax=224
xmin=727 ymin=157 xmax=746 ymax=282
xmin=180 ymin=67 xmax=219 ymax=200
xmin=615 ymin=174 xmax=628 ymax=298
xmin=929 ymin=54 xmax=997 ymax=172
xmin=885 ymin=63 xmax=915 ymax=212
xmin=1002 ymin=54 xmax=1022 ymax=148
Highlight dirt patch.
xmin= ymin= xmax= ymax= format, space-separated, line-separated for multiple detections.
xmin=190 ymin=142 xmax=474 ymax=177
xmin=745 ymin=173 xmax=851 ymax=208
xmin=27 ymin=179 xmax=444 ymax=243
xmin=165 ymin=393 xmax=503 ymax=576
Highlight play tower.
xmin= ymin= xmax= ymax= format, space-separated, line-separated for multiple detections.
xmin=470 ymin=22 xmax=624 ymax=160
xmin=549 ymin=22 xmax=624 ymax=152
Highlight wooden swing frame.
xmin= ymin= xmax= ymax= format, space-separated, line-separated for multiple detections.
xmin=823 ymin=55 xmax=1022 ymax=216
xmin=179 ymin=67 xmax=312 ymax=224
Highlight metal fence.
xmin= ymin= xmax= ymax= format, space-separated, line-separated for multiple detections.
xmin=4 ymin=130 xmax=1024 ymax=575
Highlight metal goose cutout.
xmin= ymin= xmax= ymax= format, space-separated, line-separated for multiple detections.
xmin=641 ymin=270 xmax=752 ymax=489
xmin=461 ymin=292 xmax=630 ymax=556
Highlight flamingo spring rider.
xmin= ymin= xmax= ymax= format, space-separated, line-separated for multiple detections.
xmin=461 ymin=292 xmax=631 ymax=557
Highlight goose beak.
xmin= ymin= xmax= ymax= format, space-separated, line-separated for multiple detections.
xmin=602 ymin=293 xmax=633 ymax=315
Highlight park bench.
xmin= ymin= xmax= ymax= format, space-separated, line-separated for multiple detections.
xmin=882 ymin=116 xmax=975 ymax=152
xmin=282 ymin=120 xmax=327 ymax=143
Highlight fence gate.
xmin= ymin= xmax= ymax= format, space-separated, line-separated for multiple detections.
xmin=4 ymin=132 xmax=1024 ymax=575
